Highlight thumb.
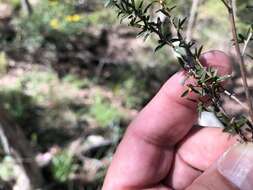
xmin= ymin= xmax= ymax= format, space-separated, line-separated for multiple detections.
xmin=186 ymin=143 xmax=253 ymax=190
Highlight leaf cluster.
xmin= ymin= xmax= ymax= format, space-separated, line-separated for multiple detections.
xmin=107 ymin=0 xmax=253 ymax=141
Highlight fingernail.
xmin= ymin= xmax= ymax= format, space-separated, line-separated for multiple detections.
xmin=217 ymin=143 xmax=253 ymax=190
xmin=178 ymin=71 xmax=187 ymax=86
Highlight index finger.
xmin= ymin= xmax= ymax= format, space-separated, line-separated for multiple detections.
xmin=102 ymin=51 xmax=232 ymax=189
xmin=130 ymin=51 xmax=232 ymax=146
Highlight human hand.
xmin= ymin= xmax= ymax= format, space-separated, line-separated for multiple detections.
xmin=102 ymin=51 xmax=253 ymax=190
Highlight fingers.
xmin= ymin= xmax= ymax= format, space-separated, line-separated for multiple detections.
xmin=129 ymin=50 xmax=232 ymax=147
xmin=165 ymin=127 xmax=237 ymax=189
xmin=178 ymin=127 xmax=237 ymax=171
xmin=102 ymin=51 xmax=232 ymax=190
xmin=218 ymin=143 xmax=253 ymax=190
xmin=186 ymin=166 xmax=238 ymax=190
xmin=186 ymin=143 xmax=253 ymax=190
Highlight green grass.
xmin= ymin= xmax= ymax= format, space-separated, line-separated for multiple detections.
xmin=0 ymin=156 xmax=14 ymax=182
xmin=51 ymin=151 xmax=76 ymax=183
xmin=86 ymin=9 xmax=118 ymax=26
xmin=89 ymin=95 xmax=122 ymax=127
xmin=62 ymin=74 xmax=91 ymax=89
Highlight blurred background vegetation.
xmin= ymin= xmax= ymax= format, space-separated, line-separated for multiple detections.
xmin=0 ymin=0 xmax=252 ymax=189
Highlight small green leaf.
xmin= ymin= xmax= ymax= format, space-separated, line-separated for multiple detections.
xmin=155 ymin=42 xmax=166 ymax=52
xmin=200 ymin=70 xmax=207 ymax=83
xmin=181 ymin=89 xmax=190 ymax=97
xmin=168 ymin=5 xmax=177 ymax=11
xmin=235 ymin=116 xmax=247 ymax=128
xmin=217 ymin=75 xmax=231 ymax=82
xmin=131 ymin=0 xmax=136 ymax=8
xmin=138 ymin=0 xmax=144 ymax=9
xmin=179 ymin=17 xmax=187 ymax=29
xmin=144 ymin=3 xmax=154 ymax=13
xmin=158 ymin=9 xmax=171 ymax=17
xmin=197 ymin=45 xmax=204 ymax=58
xmin=212 ymin=69 xmax=218 ymax=77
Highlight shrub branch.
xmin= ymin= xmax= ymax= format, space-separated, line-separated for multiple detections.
xmin=107 ymin=0 xmax=253 ymax=142
xmin=224 ymin=0 xmax=253 ymax=122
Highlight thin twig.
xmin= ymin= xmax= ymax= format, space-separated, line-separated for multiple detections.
xmin=224 ymin=90 xmax=249 ymax=111
xmin=227 ymin=0 xmax=253 ymax=121
xmin=242 ymin=31 xmax=253 ymax=56
xmin=221 ymin=0 xmax=231 ymax=10
xmin=0 ymin=124 xmax=11 ymax=155
xmin=111 ymin=0 xmax=253 ymax=141
xmin=186 ymin=0 xmax=200 ymax=42
xmin=21 ymin=0 xmax=33 ymax=15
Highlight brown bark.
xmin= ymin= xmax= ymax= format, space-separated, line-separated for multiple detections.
xmin=0 ymin=108 xmax=43 ymax=189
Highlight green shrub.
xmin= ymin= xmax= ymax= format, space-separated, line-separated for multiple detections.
xmin=113 ymin=78 xmax=146 ymax=109
xmin=13 ymin=0 xmax=86 ymax=51
xmin=62 ymin=74 xmax=90 ymax=89
xmin=85 ymin=9 xmax=117 ymax=26
xmin=20 ymin=71 xmax=58 ymax=104
xmin=0 ymin=156 xmax=14 ymax=182
xmin=89 ymin=95 xmax=121 ymax=127
xmin=0 ymin=89 xmax=34 ymax=123
xmin=51 ymin=151 xmax=76 ymax=182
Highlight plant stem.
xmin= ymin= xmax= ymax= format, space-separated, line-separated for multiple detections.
xmin=186 ymin=0 xmax=200 ymax=42
xmin=221 ymin=0 xmax=230 ymax=10
xmin=224 ymin=90 xmax=248 ymax=111
xmin=228 ymin=0 xmax=253 ymax=121
xmin=242 ymin=31 xmax=253 ymax=56
xmin=21 ymin=0 xmax=33 ymax=15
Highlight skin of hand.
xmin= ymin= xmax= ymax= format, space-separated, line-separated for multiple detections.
xmin=102 ymin=51 xmax=253 ymax=190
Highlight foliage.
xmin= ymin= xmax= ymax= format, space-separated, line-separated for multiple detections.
xmin=89 ymin=95 xmax=122 ymax=127
xmin=108 ymin=0 xmax=253 ymax=141
xmin=113 ymin=77 xmax=148 ymax=108
xmin=0 ymin=70 xmax=84 ymax=147
xmin=85 ymin=8 xmax=118 ymax=26
xmin=0 ymin=89 xmax=35 ymax=126
xmin=13 ymin=0 xmax=86 ymax=51
xmin=51 ymin=151 xmax=76 ymax=182
xmin=1 ymin=0 xmax=120 ymax=53
xmin=20 ymin=71 xmax=59 ymax=103
xmin=63 ymin=74 xmax=91 ymax=89
xmin=0 ymin=156 xmax=14 ymax=182
xmin=0 ymin=0 xmax=252 ymax=189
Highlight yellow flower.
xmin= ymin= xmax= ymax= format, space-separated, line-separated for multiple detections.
xmin=65 ymin=14 xmax=81 ymax=22
xmin=50 ymin=19 xmax=59 ymax=29
xmin=72 ymin=14 xmax=81 ymax=22
xmin=65 ymin=15 xmax=73 ymax=22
